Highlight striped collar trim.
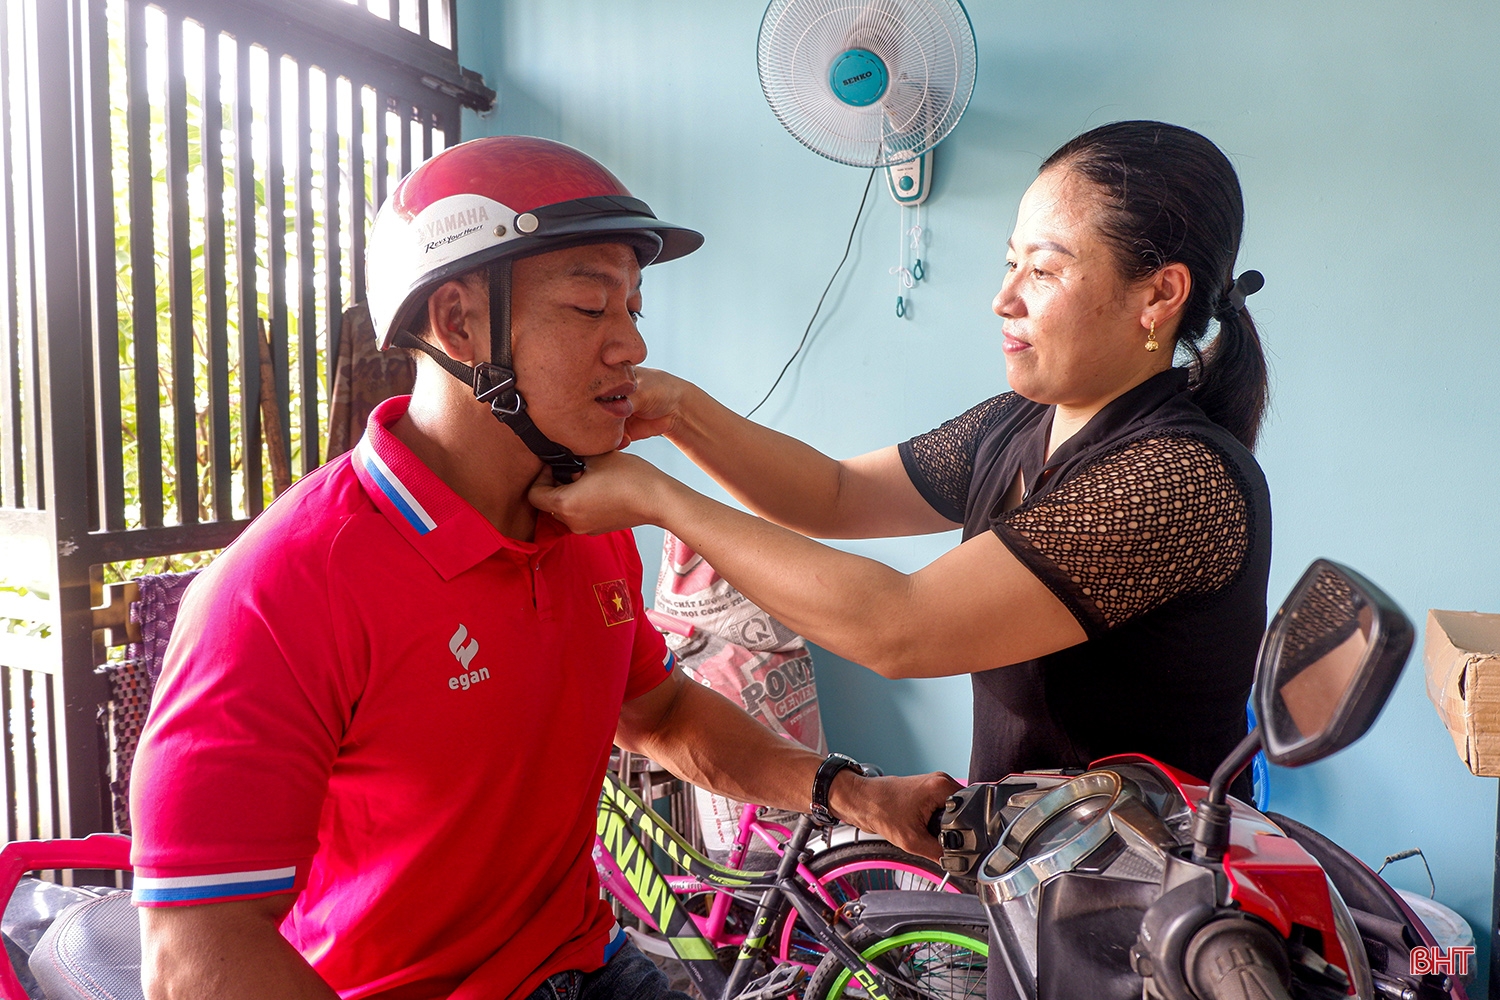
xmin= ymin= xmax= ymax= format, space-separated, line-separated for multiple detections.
xmin=351 ymin=395 xmax=563 ymax=580
xmin=357 ymin=437 xmax=438 ymax=536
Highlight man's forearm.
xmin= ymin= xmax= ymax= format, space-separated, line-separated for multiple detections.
xmin=616 ymin=678 xmax=955 ymax=859
xmin=617 ymin=679 xmax=825 ymax=812
xmin=617 ymin=681 xmax=883 ymax=831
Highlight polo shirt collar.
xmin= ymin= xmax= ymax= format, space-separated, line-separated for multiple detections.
xmin=352 ymin=396 xmax=567 ymax=580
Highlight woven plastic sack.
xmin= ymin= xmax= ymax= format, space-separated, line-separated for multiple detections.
xmin=652 ymin=533 xmax=825 ymax=852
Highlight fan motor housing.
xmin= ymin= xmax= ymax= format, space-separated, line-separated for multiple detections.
xmin=828 ymin=48 xmax=888 ymax=106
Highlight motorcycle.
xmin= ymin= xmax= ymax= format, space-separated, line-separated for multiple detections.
xmin=812 ymin=559 xmax=1467 ymax=1000
xmin=0 ymin=559 xmax=1467 ymax=1000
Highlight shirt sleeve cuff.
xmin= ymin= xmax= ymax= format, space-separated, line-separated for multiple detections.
xmin=131 ymin=862 xmax=306 ymax=907
xmin=897 ymin=440 xmax=965 ymax=524
xmin=991 ymin=521 xmax=1109 ymax=641
xmin=623 ymin=648 xmax=675 ymax=703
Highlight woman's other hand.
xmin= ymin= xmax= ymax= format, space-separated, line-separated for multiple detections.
xmin=530 ymin=451 xmax=677 ymax=534
xmin=620 ymin=367 xmax=689 ymax=447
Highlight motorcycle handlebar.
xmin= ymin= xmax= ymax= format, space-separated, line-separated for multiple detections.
xmin=1186 ymin=918 xmax=1294 ymax=1000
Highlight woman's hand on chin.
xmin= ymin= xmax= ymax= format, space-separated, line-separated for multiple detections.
xmin=620 ymin=368 xmax=688 ymax=447
xmin=530 ymin=450 xmax=676 ymax=535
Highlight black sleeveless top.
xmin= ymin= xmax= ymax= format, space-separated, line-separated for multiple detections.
xmin=898 ymin=369 xmax=1271 ymax=791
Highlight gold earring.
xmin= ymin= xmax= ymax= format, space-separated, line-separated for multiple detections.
xmin=1145 ymin=319 xmax=1159 ymax=353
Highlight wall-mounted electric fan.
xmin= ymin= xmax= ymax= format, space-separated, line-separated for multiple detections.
xmin=757 ymin=0 xmax=976 ymax=205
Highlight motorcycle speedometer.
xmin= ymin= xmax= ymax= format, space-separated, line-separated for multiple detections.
xmin=978 ymin=769 xmax=1125 ymax=903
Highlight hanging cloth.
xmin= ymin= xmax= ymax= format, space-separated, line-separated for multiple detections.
xmin=326 ymin=301 xmax=416 ymax=462
xmin=104 ymin=570 xmax=201 ymax=833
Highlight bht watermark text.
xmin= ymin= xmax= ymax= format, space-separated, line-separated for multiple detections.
xmin=1409 ymin=945 xmax=1474 ymax=976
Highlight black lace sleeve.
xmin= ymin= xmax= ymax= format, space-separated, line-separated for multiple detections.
xmin=898 ymin=394 xmax=1017 ymax=523
xmin=994 ymin=434 xmax=1252 ymax=638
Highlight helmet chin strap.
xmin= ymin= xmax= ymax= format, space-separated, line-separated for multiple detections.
xmin=393 ymin=259 xmax=588 ymax=484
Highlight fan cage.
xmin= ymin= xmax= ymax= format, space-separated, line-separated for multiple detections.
xmin=758 ymin=0 xmax=976 ymax=168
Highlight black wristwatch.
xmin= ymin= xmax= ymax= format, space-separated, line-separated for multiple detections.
xmin=810 ymin=752 xmax=862 ymax=827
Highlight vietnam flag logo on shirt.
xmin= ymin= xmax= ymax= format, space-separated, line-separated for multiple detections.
xmin=594 ymin=580 xmax=635 ymax=627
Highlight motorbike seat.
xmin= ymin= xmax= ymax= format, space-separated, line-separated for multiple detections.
xmin=26 ymin=891 xmax=142 ymax=1000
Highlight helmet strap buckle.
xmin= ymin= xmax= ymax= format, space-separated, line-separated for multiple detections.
xmin=488 ymin=392 xmax=525 ymax=420
xmin=472 ymin=362 xmax=522 ymax=415
xmin=393 ymin=263 xmax=590 ymax=485
xmin=480 ymin=261 xmax=587 ymax=484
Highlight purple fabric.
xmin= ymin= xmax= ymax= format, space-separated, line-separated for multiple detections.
xmin=126 ymin=571 xmax=200 ymax=684
xmin=103 ymin=571 xmax=200 ymax=833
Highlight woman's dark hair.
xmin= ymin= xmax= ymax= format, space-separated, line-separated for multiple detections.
xmin=1041 ymin=121 xmax=1268 ymax=451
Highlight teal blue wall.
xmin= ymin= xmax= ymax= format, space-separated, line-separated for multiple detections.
xmin=458 ymin=0 xmax=1500 ymax=985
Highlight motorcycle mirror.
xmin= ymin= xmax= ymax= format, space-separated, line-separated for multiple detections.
xmin=1254 ymin=559 xmax=1414 ymax=768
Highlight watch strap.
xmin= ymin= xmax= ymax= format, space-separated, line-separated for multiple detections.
xmin=810 ymin=752 xmax=861 ymax=827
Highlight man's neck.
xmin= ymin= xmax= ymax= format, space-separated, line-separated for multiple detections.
xmin=390 ymin=385 xmax=543 ymax=541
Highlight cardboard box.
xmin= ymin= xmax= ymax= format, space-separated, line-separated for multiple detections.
xmin=1425 ymin=609 xmax=1500 ymax=777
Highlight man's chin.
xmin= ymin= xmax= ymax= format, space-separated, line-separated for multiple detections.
xmin=595 ymin=422 xmax=628 ymax=453
xmin=529 ymin=421 xmax=625 ymax=460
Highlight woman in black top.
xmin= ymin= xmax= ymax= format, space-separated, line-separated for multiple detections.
xmin=535 ymin=121 xmax=1272 ymax=800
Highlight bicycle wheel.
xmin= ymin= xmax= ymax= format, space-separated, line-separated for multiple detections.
xmin=804 ymin=924 xmax=987 ymax=1000
xmin=777 ymin=841 xmax=960 ymax=967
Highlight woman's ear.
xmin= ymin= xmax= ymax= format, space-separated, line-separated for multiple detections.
xmin=424 ymin=278 xmax=480 ymax=362
xmin=1141 ymin=261 xmax=1193 ymax=333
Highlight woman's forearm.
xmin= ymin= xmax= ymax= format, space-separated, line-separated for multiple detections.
xmin=665 ymin=382 xmax=858 ymax=537
xmin=655 ymin=478 xmax=925 ymax=675
xmin=533 ymin=452 xmax=1082 ymax=676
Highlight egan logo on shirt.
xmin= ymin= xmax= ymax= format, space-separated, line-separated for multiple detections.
xmin=448 ymin=624 xmax=490 ymax=691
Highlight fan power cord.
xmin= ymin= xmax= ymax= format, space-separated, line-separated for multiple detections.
xmin=745 ymin=168 xmax=878 ymax=419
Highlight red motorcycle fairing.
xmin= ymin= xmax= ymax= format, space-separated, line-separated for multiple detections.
xmin=0 ymin=834 xmax=133 ymax=1000
xmin=1091 ymin=753 xmax=1355 ymax=983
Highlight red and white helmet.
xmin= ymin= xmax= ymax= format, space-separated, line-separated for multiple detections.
xmin=365 ymin=135 xmax=703 ymax=350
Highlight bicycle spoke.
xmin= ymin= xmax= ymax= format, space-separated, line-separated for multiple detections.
xmin=834 ymin=941 xmax=986 ymax=1000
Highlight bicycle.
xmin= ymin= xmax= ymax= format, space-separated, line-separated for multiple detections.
xmin=593 ymin=769 xmax=969 ymax=1000
xmin=802 ymin=925 xmax=988 ymax=1000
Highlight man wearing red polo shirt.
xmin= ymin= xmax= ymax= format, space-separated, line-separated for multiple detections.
xmin=129 ymin=136 xmax=956 ymax=1000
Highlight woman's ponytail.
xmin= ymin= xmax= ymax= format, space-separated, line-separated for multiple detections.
xmin=1042 ymin=122 xmax=1270 ymax=451
xmin=1190 ymin=305 xmax=1268 ymax=451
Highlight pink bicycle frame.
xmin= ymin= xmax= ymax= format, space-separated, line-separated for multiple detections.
xmin=0 ymin=833 xmax=132 ymax=1000
xmin=593 ymin=803 xmax=835 ymax=947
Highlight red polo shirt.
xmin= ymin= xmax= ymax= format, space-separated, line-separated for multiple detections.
xmin=130 ymin=396 xmax=672 ymax=999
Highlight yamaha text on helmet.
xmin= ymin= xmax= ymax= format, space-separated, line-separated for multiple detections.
xmin=365 ymin=135 xmax=703 ymax=481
